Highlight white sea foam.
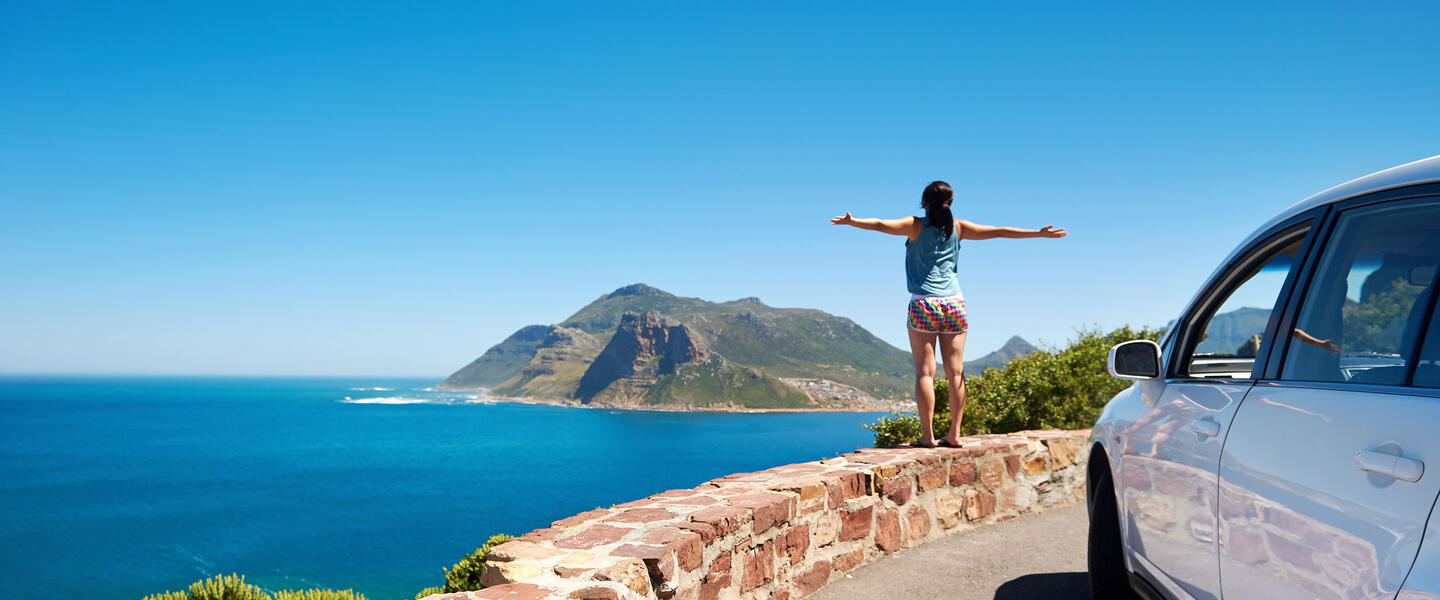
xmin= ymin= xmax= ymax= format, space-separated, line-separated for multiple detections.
xmin=347 ymin=387 xmax=394 ymax=391
xmin=339 ymin=396 xmax=444 ymax=405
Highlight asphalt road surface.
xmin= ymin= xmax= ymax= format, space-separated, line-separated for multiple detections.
xmin=810 ymin=503 xmax=1091 ymax=600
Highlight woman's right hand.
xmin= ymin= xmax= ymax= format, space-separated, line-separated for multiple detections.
xmin=830 ymin=212 xmax=854 ymax=225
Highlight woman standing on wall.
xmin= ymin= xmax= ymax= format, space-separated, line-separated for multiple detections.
xmin=831 ymin=181 xmax=1066 ymax=447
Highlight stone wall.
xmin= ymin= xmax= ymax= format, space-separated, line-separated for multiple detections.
xmin=423 ymin=429 xmax=1089 ymax=600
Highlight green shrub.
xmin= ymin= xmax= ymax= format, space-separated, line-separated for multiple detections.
xmin=142 ymin=574 xmax=269 ymax=600
xmin=865 ymin=326 xmax=1162 ymax=446
xmin=440 ymin=533 xmax=514 ymax=593
xmin=413 ymin=587 xmax=443 ymax=600
xmin=141 ymin=574 xmax=368 ymax=600
xmin=865 ymin=379 xmax=951 ymax=448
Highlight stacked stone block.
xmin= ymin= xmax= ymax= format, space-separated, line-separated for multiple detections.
xmin=423 ymin=429 xmax=1089 ymax=600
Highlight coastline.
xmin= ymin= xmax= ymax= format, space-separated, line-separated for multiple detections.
xmin=430 ymin=385 xmax=905 ymax=414
xmin=3 ymin=376 xmax=888 ymax=600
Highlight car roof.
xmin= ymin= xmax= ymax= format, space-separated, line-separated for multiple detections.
xmin=1282 ymin=154 xmax=1440 ymax=219
xmin=1234 ymin=154 xmax=1440 ymax=255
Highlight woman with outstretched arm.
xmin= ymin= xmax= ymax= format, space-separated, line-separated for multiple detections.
xmin=831 ymin=181 xmax=1066 ymax=447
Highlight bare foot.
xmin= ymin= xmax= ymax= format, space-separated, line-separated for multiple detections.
xmin=938 ymin=437 xmax=963 ymax=448
xmin=908 ymin=439 xmax=937 ymax=448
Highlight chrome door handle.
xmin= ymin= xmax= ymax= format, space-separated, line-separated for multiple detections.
xmin=1355 ymin=450 xmax=1425 ymax=482
xmin=1189 ymin=420 xmax=1221 ymax=438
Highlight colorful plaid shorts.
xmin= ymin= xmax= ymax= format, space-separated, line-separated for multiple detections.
xmin=907 ymin=294 xmax=968 ymax=334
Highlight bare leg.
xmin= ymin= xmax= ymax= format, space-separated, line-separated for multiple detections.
xmin=938 ymin=331 xmax=968 ymax=444
xmin=908 ymin=327 xmax=939 ymax=446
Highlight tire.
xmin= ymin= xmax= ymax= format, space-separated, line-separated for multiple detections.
xmin=1088 ymin=469 xmax=1141 ymax=599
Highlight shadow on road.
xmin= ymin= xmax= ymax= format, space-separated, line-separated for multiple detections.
xmin=993 ymin=572 xmax=1090 ymax=600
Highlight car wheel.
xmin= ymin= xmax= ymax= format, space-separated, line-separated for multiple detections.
xmin=1088 ymin=469 xmax=1140 ymax=599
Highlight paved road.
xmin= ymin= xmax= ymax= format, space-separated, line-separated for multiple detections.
xmin=811 ymin=503 xmax=1091 ymax=600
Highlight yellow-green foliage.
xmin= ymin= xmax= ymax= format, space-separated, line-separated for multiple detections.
xmin=866 ymin=326 xmax=1163 ymax=447
xmin=142 ymin=574 xmax=268 ymax=600
xmin=865 ymin=379 xmax=951 ymax=448
xmin=413 ymin=587 xmax=443 ymax=600
xmin=142 ymin=574 xmax=368 ymax=600
xmin=441 ymin=533 xmax=514 ymax=593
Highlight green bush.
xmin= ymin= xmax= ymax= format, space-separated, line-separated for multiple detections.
xmin=440 ymin=533 xmax=514 ymax=593
xmin=142 ymin=574 xmax=271 ymax=600
xmin=413 ymin=587 xmax=443 ymax=600
xmin=865 ymin=326 xmax=1162 ymax=446
xmin=142 ymin=593 xmax=192 ymax=600
xmin=142 ymin=574 xmax=368 ymax=600
xmin=865 ymin=379 xmax=951 ymax=448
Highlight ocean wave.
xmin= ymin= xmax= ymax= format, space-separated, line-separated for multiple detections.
xmin=347 ymin=387 xmax=394 ymax=391
xmin=339 ymin=396 xmax=445 ymax=405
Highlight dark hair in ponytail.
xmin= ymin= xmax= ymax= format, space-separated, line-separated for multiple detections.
xmin=921 ymin=181 xmax=954 ymax=239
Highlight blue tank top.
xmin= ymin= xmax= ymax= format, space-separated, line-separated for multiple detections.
xmin=905 ymin=216 xmax=961 ymax=296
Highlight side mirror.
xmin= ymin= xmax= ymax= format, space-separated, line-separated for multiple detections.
xmin=1109 ymin=340 xmax=1162 ymax=380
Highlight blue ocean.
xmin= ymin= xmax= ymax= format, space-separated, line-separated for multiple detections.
xmin=0 ymin=376 xmax=884 ymax=600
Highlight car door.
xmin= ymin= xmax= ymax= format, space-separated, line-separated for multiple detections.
xmin=1119 ymin=216 xmax=1318 ymax=600
xmin=1218 ymin=193 xmax=1440 ymax=600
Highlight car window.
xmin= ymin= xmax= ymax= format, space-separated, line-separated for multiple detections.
xmin=1282 ymin=200 xmax=1440 ymax=385
xmin=1184 ymin=234 xmax=1306 ymax=379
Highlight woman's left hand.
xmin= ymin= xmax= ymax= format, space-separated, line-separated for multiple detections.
xmin=1039 ymin=225 xmax=1067 ymax=238
xmin=830 ymin=212 xmax=854 ymax=225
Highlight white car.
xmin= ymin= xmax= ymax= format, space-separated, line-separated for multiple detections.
xmin=1090 ymin=155 xmax=1440 ymax=600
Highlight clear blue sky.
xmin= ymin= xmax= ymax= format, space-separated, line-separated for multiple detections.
xmin=3 ymin=1 xmax=1438 ymax=376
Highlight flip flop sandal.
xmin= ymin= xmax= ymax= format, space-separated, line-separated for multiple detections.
xmin=937 ymin=439 xmax=963 ymax=448
xmin=908 ymin=440 xmax=937 ymax=448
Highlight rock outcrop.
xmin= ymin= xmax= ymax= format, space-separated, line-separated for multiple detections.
xmin=576 ymin=311 xmax=709 ymax=403
xmin=491 ymin=326 xmax=603 ymax=399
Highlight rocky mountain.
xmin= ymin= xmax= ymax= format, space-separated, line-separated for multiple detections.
xmin=491 ymin=326 xmax=602 ymax=400
xmin=439 ymin=284 xmax=913 ymax=409
xmin=575 ymin=311 xmax=709 ymax=402
xmin=442 ymin=324 xmax=551 ymax=388
xmin=964 ymin=336 xmax=1038 ymax=377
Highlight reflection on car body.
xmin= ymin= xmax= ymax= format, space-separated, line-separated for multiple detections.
xmin=1088 ymin=155 xmax=1440 ymax=600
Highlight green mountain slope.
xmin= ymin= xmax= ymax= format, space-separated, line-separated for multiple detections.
xmin=490 ymin=326 xmax=602 ymax=399
xmin=560 ymin=284 xmax=713 ymax=333
xmin=440 ymin=325 xmax=551 ymax=388
xmin=641 ymin=358 xmax=816 ymax=409
xmin=438 ymin=284 xmax=914 ymax=409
